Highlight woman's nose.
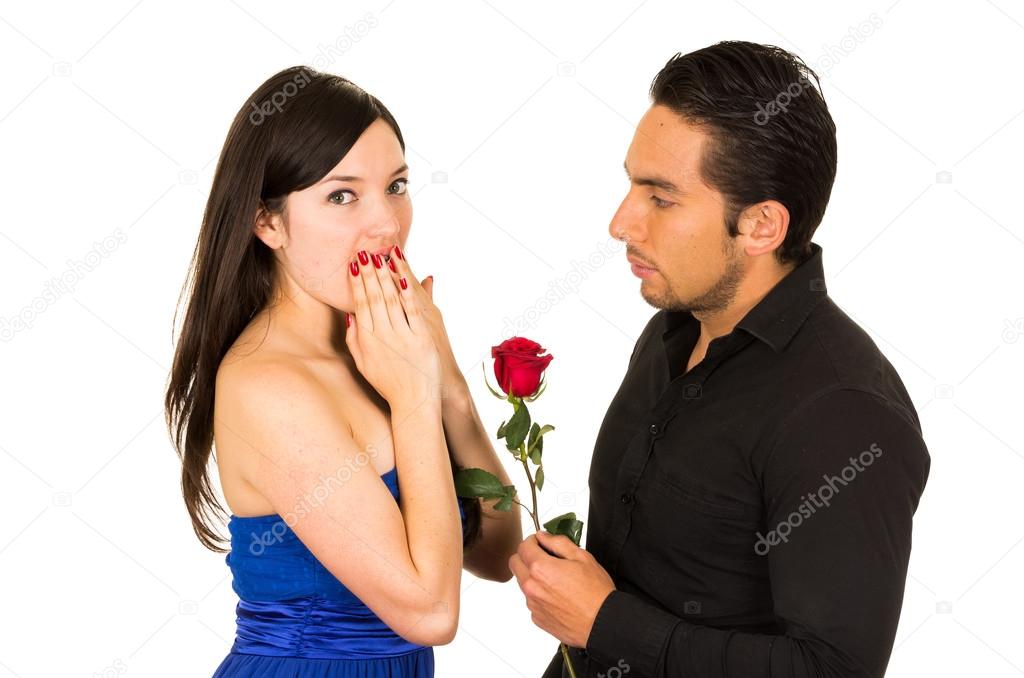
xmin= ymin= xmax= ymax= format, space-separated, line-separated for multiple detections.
xmin=369 ymin=205 xmax=402 ymax=238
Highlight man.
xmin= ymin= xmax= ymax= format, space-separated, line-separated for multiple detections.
xmin=509 ymin=41 xmax=930 ymax=678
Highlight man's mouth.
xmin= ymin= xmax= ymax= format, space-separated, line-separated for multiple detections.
xmin=627 ymin=255 xmax=655 ymax=269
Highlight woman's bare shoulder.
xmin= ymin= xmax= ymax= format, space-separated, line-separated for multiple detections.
xmin=217 ymin=311 xmax=321 ymax=398
xmin=216 ymin=347 xmax=334 ymax=427
xmin=213 ymin=344 xmax=360 ymax=512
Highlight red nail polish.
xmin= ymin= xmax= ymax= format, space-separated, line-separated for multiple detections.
xmin=350 ymin=261 xmax=359 ymax=276
xmin=371 ymin=253 xmax=382 ymax=269
xmin=345 ymin=313 xmax=351 ymax=327
xmin=388 ymin=258 xmax=396 ymax=272
xmin=399 ymin=277 xmax=408 ymax=290
xmin=394 ymin=245 xmax=404 ymax=261
xmin=358 ymin=250 xmax=369 ymax=265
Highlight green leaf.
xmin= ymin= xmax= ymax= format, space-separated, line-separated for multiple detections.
xmin=535 ymin=466 xmax=545 ymax=491
xmin=496 ymin=420 xmax=507 ymax=439
xmin=503 ymin=400 xmax=531 ymax=451
xmin=490 ymin=484 xmax=518 ymax=512
xmin=529 ymin=445 xmax=542 ymax=465
xmin=527 ymin=423 xmax=554 ymax=458
xmin=454 ymin=468 xmax=506 ymax=498
xmin=543 ymin=512 xmax=584 ymax=547
xmin=492 ymin=493 xmax=514 ymax=512
xmin=527 ymin=422 xmax=541 ymax=449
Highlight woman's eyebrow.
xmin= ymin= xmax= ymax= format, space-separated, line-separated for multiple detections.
xmin=318 ymin=163 xmax=409 ymax=184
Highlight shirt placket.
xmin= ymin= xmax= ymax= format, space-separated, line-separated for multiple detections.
xmin=601 ymin=333 xmax=750 ymax=574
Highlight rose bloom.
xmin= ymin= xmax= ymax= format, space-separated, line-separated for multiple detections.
xmin=491 ymin=337 xmax=554 ymax=398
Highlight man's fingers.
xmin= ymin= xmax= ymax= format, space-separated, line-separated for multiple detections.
xmin=508 ymin=553 xmax=528 ymax=591
xmin=517 ymin=534 xmax=545 ymax=568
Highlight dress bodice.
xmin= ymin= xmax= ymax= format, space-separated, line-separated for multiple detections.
xmin=223 ymin=465 xmax=467 ymax=660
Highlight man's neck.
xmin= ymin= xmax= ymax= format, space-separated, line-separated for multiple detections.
xmin=692 ymin=260 xmax=796 ymax=345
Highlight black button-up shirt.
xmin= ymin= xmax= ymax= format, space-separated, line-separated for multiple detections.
xmin=543 ymin=242 xmax=930 ymax=678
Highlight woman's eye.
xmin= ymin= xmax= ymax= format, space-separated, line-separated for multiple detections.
xmin=329 ymin=190 xmax=357 ymax=205
xmin=389 ymin=178 xmax=409 ymax=195
xmin=650 ymin=195 xmax=674 ymax=209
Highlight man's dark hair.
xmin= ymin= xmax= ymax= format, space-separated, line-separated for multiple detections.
xmin=650 ymin=41 xmax=837 ymax=265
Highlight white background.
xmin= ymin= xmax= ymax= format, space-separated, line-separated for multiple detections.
xmin=1 ymin=1 xmax=1022 ymax=676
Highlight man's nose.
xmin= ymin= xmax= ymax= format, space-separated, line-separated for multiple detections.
xmin=608 ymin=191 xmax=647 ymax=244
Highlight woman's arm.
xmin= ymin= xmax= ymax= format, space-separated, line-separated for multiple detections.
xmin=442 ymin=377 xmax=524 ymax=582
xmin=375 ymin=255 xmax=523 ymax=580
xmin=220 ymin=360 xmax=463 ymax=646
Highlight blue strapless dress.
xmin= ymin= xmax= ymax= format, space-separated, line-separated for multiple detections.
xmin=213 ymin=465 xmax=466 ymax=677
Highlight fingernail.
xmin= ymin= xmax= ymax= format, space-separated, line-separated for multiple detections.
xmin=426 ymin=275 xmax=433 ymax=283
xmin=399 ymin=277 xmax=408 ymax=290
xmin=371 ymin=253 xmax=382 ymax=269
xmin=388 ymin=258 xmax=396 ymax=272
xmin=345 ymin=313 xmax=351 ymax=327
xmin=350 ymin=261 xmax=359 ymax=276
xmin=358 ymin=250 xmax=369 ymax=266
xmin=394 ymin=245 xmax=404 ymax=261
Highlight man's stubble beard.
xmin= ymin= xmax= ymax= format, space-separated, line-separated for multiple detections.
xmin=641 ymin=235 xmax=744 ymax=314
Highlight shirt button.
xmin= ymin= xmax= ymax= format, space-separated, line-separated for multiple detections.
xmin=620 ymin=493 xmax=633 ymax=504
xmin=649 ymin=423 xmax=659 ymax=435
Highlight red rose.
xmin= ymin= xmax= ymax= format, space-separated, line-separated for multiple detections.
xmin=491 ymin=337 xmax=554 ymax=398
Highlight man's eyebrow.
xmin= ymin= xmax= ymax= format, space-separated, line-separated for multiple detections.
xmin=318 ymin=163 xmax=409 ymax=185
xmin=623 ymin=160 xmax=685 ymax=195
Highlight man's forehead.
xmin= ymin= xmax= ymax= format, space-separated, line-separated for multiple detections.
xmin=626 ymin=106 xmax=706 ymax=188
xmin=635 ymin=106 xmax=705 ymax=157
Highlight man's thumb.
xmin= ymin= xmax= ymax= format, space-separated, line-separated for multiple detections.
xmin=536 ymin=530 xmax=577 ymax=559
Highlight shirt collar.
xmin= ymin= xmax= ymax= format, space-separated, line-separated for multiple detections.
xmin=662 ymin=241 xmax=828 ymax=354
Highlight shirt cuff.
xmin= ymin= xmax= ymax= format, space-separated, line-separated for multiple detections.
xmin=585 ymin=589 xmax=681 ymax=676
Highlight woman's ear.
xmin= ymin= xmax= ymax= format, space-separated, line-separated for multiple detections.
xmin=253 ymin=202 xmax=287 ymax=250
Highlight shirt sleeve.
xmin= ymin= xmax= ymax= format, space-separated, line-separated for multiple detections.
xmin=585 ymin=387 xmax=931 ymax=678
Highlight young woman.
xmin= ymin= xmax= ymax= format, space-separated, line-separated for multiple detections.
xmin=164 ymin=66 xmax=522 ymax=677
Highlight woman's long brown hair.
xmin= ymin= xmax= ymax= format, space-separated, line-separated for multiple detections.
xmin=164 ymin=66 xmax=480 ymax=553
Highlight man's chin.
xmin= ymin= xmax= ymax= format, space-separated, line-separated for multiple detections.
xmin=640 ymin=284 xmax=674 ymax=311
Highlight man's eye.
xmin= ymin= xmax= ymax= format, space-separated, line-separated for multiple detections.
xmin=650 ymin=195 xmax=674 ymax=209
xmin=329 ymin=190 xmax=357 ymax=205
xmin=389 ymin=178 xmax=409 ymax=195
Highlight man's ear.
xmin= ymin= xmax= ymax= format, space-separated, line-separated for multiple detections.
xmin=253 ymin=202 xmax=287 ymax=250
xmin=738 ymin=200 xmax=789 ymax=258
